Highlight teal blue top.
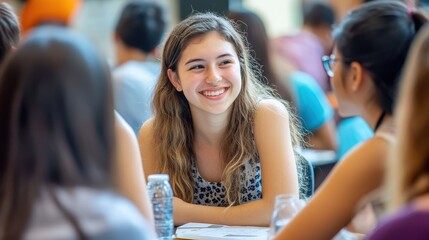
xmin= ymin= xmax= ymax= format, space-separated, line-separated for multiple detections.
xmin=289 ymin=71 xmax=334 ymax=132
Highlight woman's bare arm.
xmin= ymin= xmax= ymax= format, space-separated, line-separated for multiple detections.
xmin=114 ymin=112 xmax=154 ymax=226
xmin=275 ymin=137 xmax=389 ymax=239
xmin=158 ymin=100 xmax=299 ymax=226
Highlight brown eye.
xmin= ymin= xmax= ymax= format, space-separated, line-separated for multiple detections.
xmin=189 ymin=65 xmax=204 ymax=70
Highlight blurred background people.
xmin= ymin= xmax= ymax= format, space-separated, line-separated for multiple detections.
xmin=113 ymin=0 xmax=168 ymax=135
xmin=229 ymin=9 xmax=337 ymax=151
xmin=367 ymin=23 xmax=429 ymax=240
xmin=272 ymin=1 xmax=334 ymax=92
xmin=328 ymin=0 xmax=413 ymax=22
xmin=0 ymin=26 xmax=155 ymax=239
xmin=270 ymin=1 xmax=373 ymax=159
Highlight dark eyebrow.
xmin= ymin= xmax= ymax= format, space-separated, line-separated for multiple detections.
xmin=184 ymin=53 xmax=234 ymax=66
xmin=185 ymin=58 xmax=204 ymax=66
xmin=217 ymin=53 xmax=234 ymax=59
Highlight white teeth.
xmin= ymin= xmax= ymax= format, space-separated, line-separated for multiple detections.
xmin=202 ymin=88 xmax=225 ymax=96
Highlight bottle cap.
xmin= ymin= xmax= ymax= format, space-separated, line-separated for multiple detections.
xmin=148 ymin=174 xmax=170 ymax=182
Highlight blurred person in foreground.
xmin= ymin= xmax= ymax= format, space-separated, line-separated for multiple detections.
xmin=328 ymin=0 xmax=417 ymax=159
xmin=367 ymin=23 xmax=429 ymax=240
xmin=113 ymin=0 xmax=168 ymax=135
xmin=18 ymin=0 xmax=155 ymax=221
xmin=274 ymin=2 xmax=427 ymax=239
xmin=0 ymin=26 xmax=155 ymax=239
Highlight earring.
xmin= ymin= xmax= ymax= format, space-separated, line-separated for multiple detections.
xmin=176 ymin=86 xmax=182 ymax=92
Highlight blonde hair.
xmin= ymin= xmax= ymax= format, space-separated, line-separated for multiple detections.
xmin=152 ymin=12 xmax=300 ymax=205
xmin=388 ymin=24 xmax=429 ymax=211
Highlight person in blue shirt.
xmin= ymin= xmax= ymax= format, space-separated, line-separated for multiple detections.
xmin=229 ymin=9 xmax=337 ymax=151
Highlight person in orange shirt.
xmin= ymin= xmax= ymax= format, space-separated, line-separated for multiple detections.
xmin=20 ymin=0 xmax=81 ymax=33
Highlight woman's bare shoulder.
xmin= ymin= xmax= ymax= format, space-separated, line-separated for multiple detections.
xmin=255 ymin=98 xmax=289 ymax=118
xmin=343 ymin=136 xmax=390 ymax=164
xmin=332 ymin=136 xmax=389 ymax=187
xmin=138 ymin=118 xmax=155 ymax=142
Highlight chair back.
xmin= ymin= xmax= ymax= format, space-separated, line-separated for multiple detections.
xmin=296 ymin=153 xmax=314 ymax=199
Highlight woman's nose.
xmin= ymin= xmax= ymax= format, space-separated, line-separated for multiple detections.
xmin=206 ymin=66 xmax=221 ymax=84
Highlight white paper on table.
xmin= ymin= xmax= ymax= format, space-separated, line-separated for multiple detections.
xmin=175 ymin=222 xmax=270 ymax=240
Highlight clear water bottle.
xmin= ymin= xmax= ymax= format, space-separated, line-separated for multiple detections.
xmin=147 ymin=174 xmax=174 ymax=240
xmin=269 ymin=194 xmax=304 ymax=238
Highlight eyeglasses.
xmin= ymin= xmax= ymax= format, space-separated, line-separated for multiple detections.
xmin=322 ymin=54 xmax=342 ymax=78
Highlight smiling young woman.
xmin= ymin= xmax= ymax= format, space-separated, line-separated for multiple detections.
xmin=138 ymin=12 xmax=302 ymax=226
xmin=167 ymin=31 xmax=242 ymax=117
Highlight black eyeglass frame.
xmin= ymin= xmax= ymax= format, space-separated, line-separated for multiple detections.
xmin=322 ymin=54 xmax=341 ymax=78
xmin=322 ymin=54 xmax=356 ymax=78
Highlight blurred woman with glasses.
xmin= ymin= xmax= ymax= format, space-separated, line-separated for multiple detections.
xmin=275 ymin=1 xmax=427 ymax=239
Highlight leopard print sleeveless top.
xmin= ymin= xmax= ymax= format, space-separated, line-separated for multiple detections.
xmin=191 ymin=157 xmax=262 ymax=206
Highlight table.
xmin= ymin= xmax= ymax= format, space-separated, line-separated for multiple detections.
xmin=174 ymin=223 xmax=270 ymax=240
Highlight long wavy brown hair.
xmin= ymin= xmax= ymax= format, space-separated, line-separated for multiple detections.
xmin=152 ymin=12 xmax=300 ymax=205
xmin=388 ymin=24 xmax=429 ymax=211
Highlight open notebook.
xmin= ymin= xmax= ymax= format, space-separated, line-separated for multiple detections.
xmin=175 ymin=222 xmax=270 ymax=240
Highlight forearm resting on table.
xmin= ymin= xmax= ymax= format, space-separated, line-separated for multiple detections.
xmin=174 ymin=197 xmax=274 ymax=227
